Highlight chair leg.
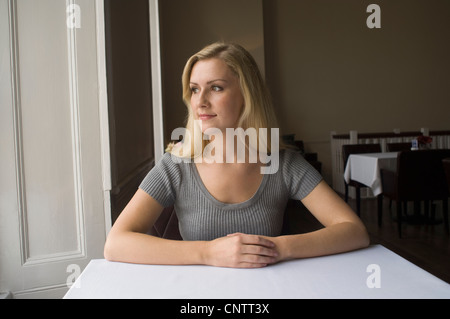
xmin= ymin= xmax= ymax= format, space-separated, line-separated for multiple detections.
xmin=443 ymin=198 xmax=449 ymax=235
xmin=396 ymin=200 xmax=402 ymax=238
xmin=344 ymin=183 xmax=349 ymax=202
xmin=377 ymin=195 xmax=383 ymax=227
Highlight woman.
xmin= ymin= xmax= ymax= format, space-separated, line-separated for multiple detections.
xmin=104 ymin=42 xmax=369 ymax=268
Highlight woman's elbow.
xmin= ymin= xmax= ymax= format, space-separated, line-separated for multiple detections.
xmin=355 ymin=223 xmax=370 ymax=249
xmin=103 ymin=234 xmax=118 ymax=262
xmin=103 ymin=239 xmax=113 ymax=261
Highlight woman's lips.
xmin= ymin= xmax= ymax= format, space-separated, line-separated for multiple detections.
xmin=198 ymin=114 xmax=217 ymax=121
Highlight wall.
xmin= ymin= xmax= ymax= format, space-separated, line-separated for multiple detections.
xmin=263 ymin=0 xmax=450 ymax=182
xmin=158 ymin=0 xmax=450 ymax=183
xmin=104 ymin=0 xmax=155 ymax=222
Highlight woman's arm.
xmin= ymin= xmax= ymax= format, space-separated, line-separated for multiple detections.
xmin=104 ymin=189 xmax=278 ymax=268
xmin=271 ymin=180 xmax=370 ymax=262
xmin=104 ymin=189 xmax=206 ymax=265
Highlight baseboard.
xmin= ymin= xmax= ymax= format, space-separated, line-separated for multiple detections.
xmin=10 ymin=285 xmax=69 ymax=299
xmin=0 ymin=291 xmax=13 ymax=299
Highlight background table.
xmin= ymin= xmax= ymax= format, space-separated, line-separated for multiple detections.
xmin=344 ymin=152 xmax=398 ymax=196
xmin=64 ymin=245 xmax=450 ymax=299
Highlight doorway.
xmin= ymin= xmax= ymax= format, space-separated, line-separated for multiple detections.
xmin=104 ymin=0 xmax=155 ymax=223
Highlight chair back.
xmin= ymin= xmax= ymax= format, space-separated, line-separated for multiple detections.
xmin=148 ymin=206 xmax=182 ymax=240
xmin=396 ymin=150 xmax=450 ymax=200
xmin=386 ymin=142 xmax=411 ymax=152
xmin=149 ymin=200 xmax=311 ymax=239
xmin=342 ymin=144 xmax=382 ymax=168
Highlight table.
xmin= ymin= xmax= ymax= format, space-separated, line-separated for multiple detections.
xmin=64 ymin=245 xmax=450 ymax=299
xmin=344 ymin=152 xmax=398 ymax=196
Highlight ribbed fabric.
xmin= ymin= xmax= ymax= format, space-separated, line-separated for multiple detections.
xmin=139 ymin=149 xmax=323 ymax=241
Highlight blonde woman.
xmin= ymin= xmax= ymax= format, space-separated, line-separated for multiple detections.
xmin=104 ymin=42 xmax=369 ymax=268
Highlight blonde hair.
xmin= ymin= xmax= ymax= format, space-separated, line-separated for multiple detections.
xmin=167 ymin=42 xmax=281 ymax=158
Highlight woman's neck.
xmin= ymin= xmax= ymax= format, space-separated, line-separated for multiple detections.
xmin=202 ymin=133 xmax=259 ymax=165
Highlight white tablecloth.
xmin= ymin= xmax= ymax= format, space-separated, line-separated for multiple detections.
xmin=64 ymin=245 xmax=450 ymax=299
xmin=344 ymin=152 xmax=398 ymax=196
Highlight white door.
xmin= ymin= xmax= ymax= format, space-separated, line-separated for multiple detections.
xmin=0 ymin=0 xmax=110 ymax=298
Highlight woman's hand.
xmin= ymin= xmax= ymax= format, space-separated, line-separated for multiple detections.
xmin=203 ymin=233 xmax=279 ymax=268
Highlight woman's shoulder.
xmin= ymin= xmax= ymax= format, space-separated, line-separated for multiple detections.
xmin=146 ymin=152 xmax=188 ymax=186
xmin=278 ymin=149 xmax=323 ymax=200
xmin=157 ymin=151 xmax=189 ymax=172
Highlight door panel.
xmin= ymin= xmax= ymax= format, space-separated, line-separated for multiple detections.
xmin=0 ymin=0 xmax=108 ymax=298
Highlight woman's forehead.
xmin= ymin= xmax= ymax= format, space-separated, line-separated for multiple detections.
xmin=190 ymin=58 xmax=236 ymax=83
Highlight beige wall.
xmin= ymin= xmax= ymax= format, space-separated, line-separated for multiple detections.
xmin=160 ymin=0 xmax=450 ymax=183
xmin=264 ymin=0 xmax=450 ymax=181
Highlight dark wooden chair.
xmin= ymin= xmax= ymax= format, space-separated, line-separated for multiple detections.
xmin=380 ymin=150 xmax=450 ymax=238
xmin=147 ymin=205 xmax=182 ymax=239
xmin=148 ymin=200 xmax=323 ymax=240
xmin=386 ymin=143 xmax=411 ymax=210
xmin=342 ymin=144 xmax=382 ymax=217
xmin=386 ymin=142 xmax=411 ymax=152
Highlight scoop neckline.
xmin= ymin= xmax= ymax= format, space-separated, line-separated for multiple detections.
xmin=190 ymin=163 xmax=269 ymax=210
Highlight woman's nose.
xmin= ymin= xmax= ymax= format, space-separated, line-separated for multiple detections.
xmin=194 ymin=90 xmax=209 ymax=108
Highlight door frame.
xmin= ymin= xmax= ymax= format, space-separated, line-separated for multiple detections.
xmin=96 ymin=0 xmax=166 ymax=231
xmin=149 ymin=0 xmax=165 ymax=163
xmin=95 ymin=0 xmax=112 ymax=232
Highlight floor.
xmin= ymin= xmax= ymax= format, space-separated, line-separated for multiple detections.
xmin=286 ymin=196 xmax=450 ymax=284
xmin=358 ymin=197 xmax=450 ymax=284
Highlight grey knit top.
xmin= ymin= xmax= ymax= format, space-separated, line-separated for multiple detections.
xmin=139 ymin=149 xmax=323 ymax=241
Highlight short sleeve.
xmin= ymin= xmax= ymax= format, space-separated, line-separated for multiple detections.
xmin=139 ymin=153 xmax=182 ymax=207
xmin=281 ymin=150 xmax=323 ymax=200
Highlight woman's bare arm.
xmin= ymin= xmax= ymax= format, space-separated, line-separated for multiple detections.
xmin=105 ymin=181 xmax=368 ymax=267
xmin=104 ymin=189 xmax=278 ymax=267
xmin=104 ymin=189 xmax=207 ymax=265
xmin=270 ymin=181 xmax=370 ymax=261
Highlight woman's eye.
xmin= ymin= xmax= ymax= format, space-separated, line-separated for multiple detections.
xmin=211 ymin=85 xmax=223 ymax=92
xmin=190 ymin=87 xmax=199 ymax=94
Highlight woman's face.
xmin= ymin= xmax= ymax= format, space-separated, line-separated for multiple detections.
xmin=189 ymin=58 xmax=244 ymax=133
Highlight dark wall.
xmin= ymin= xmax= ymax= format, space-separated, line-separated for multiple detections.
xmin=104 ymin=0 xmax=154 ymax=222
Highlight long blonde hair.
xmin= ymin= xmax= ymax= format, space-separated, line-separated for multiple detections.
xmin=167 ymin=42 xmax=281 ymax=158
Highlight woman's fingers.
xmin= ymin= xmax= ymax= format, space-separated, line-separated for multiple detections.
xmin=229 ymin=233 xmax=279 ymax=266
xmin=228 ymin=233 xmax=275 ymax=248
xmin=237 ymin=262 xmax=268 ymax=269
xmin=241 ymin=243 xmax=278 ymax=257
xmin=207 ymin=233 xmax=279 ymax=268
xmin=241 ymin=234 xmax=276 ymax=249
xmin=239 ymin=253 xmax=277 ymax=266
